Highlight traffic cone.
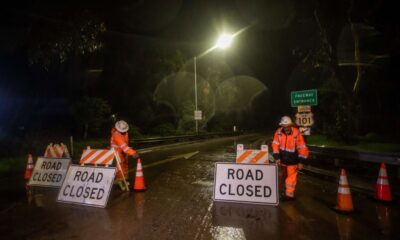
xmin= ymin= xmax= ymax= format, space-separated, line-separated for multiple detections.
xmin=133 ymin=158 xmax=146 ymax=191
xmin=24 ymin=154 xmax=34 ymax=180
xmin=335 ymin=169 xmax=354 ymax=213
xmin=375 ymin=163 xmax=392 ymax=202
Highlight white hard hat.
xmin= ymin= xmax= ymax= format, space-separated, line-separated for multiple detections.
xmin=115 ymin=120 xmax=129 ymax=133
xmin=279 ymin=116 xmax=293 ymax=126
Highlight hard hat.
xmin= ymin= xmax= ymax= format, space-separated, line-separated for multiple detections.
xmin=115 ymin=120 xmax=129 ymax=133
xmin=279 ymin=116 xmax=293 ymax=126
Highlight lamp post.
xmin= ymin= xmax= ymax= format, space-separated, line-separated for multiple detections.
xmin=194 ymin=33 xmax=234 ymax=134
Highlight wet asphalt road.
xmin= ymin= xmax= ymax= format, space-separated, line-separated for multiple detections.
xmin=0 ymin=134 xmax=399 ymax=240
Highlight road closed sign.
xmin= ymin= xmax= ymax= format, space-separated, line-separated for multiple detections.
xmin=57 ymin=165 xmax=116 ymax=208
xmin=28 ymin=157 xmax=71 ymax=188
xmin=213 ymin=163 xmax=278 ymax=205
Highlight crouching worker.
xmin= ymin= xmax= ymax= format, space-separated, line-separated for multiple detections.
xmin=272 ymin=116 xmax=309 ymax=201
xmin=110 ymin=120 xmax=139 ymax=190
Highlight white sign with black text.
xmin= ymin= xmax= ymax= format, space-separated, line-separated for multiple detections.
xmin=213 ymin=163 xmax=278 ymax=205
xmin=295 ymin=112 xmax=314 ymax=127
xmin=57 ymin=165 xmax=116 ymax=208
xmin=28 ymin=157 xmax=71 ymax=188
xmin=194 ymin=110 xmax=202 ymax=120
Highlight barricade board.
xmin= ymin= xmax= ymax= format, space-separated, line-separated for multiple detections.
xmin=57 ymin=165 xmax=116 ymax=208
xmin=28 ymin=157 xmax=71 ymax=188
xmin=44 ymin=143 xmax=70 ymax=158
xmin=213 ymin=163 xmax=278 ymax=205
xmin=236 ymin=144 xmax=269 ymax=164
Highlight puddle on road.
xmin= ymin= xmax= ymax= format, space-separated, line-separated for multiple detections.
xmin=211 ymin=202 xmax=279 ymax=239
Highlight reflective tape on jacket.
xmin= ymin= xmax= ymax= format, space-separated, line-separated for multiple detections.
xmin=110 ymin=128 xmax=136 ymax=156
xmin=272 ymin=127 xmax=309 ymax=159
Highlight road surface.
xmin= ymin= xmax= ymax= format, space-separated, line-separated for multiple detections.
xmin=0 ymin=134 xmax=398 ymax=239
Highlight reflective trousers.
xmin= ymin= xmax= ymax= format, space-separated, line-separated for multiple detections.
xmin=280 ymin=165 xmax=298 ymax=197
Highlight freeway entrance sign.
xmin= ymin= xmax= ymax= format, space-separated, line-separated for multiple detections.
xmin=291 ymin=89 xmax=318 ymax=107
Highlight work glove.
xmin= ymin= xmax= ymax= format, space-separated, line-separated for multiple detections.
xmin=131 ymin=153 xmax=140 ymax=159
xmin=298 ymin=163 xmax=304 ymax=170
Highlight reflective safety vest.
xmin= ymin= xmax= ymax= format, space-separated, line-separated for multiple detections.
xmin=110 ymin=128 xmax=136 ymax=157
xmin=272 ymin=127 xmax=309 ymax=165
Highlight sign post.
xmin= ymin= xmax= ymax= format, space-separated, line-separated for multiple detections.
xmin=213 ymin=163 xmax=278 ymax=205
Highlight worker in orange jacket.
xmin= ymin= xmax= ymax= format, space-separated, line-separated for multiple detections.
xmin=272 ymin=116 xmax=309 ymax=201
xmin=110 ymin=120 xmax=139 ymax=188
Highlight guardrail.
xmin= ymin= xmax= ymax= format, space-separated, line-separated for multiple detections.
xmin=308 ymin=145 xmax=400 ymax=166
xmin=133 ymin=133 xmax=400 ymax=166
xmin=132 ymin=131 xmax=240 ymax=147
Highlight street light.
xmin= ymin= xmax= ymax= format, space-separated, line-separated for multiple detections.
xmin=194 ymin=33 xmax=234 ymax=134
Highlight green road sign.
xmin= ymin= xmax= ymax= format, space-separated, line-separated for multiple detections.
xmin=291 ymin=89 xmax=318 ymax=107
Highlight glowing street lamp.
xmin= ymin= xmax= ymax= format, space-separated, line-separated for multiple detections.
xmin=215 ymin=34 xmax=234 ymax=49
xmin=194 ymin=33 xmax=234 ymax=134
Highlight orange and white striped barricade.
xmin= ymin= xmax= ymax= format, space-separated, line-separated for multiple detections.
xmin=57 ymin=148 xmax=120 ymax=208
xmin=79 ymin=147 xmax=129 ymax=191
xmin=236 ymin=144 xmax=269 ymax=164
xmin=44 ymin=143 xmax=71 ymax=158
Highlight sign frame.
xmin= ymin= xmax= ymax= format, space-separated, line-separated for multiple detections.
xmin=213 ymin=163 xmax=279 ymax=205
xmin=57 ymin=165 xmax=116 ymax=208
xmin=291 ymin=89 xmax=318 ymax=107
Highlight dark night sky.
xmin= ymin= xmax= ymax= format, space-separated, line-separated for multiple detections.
xmin=0 ymin=0 xmax=399 ymax=138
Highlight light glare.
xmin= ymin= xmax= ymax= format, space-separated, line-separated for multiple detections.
xmin=215 ymin=34 xmax=233 ymax=49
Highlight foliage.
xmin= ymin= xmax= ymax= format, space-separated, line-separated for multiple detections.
xmin=73 ymin=97 xmax=111 ymax=139
xmin=28 ymin=11 xmax=106 ymax=70
xmin=176 ymin=101 xmax=196 ymax=133
xmin=153 ymin=123 xmax=176 ymax=136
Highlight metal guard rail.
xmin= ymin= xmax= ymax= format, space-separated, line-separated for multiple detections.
xmin=308 ymin=145 xmax=400 ymax=166
xmin=132 ymin=133 xmax=399 ymax=166
xmin=131 ymin=132 xmax=240 ymax=146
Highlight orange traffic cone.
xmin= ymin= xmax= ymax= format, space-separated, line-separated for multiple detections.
xmin=375 ymin=163 xmax=393 ymax=202
xmin=24 ymin=154 xmax=34 ymax=180
xmin=133 ymin=158 xmax=146 ymax=191
xmin=335 ymin=169 xmax=354 ymax=213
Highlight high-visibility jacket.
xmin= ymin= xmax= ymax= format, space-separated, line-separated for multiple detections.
xmin=272 ymin=126 xmax=309 ymax=165
xmin=110 ymin=128 xmax=136 ymax=178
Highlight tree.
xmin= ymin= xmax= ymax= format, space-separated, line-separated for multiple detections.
xmin=28 ymin=10 xmax=106 ymax=71
xmin=73 ymin=97 xmax=111 ymax=139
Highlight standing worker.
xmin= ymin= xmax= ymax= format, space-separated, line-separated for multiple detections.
xmin=272 ymin=116 xmax=309 ymax=201
xmin=111 ymin=120 xmax=139 ymax=190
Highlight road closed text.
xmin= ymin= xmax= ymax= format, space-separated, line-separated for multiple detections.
xmin=219 ymin=168 xmax=271 ymax=197
xmin=32 ymin=160 xmax=63 ymax=182
xmin=62 ymin=171 xmax=105 ymax=199
xmin=28 ymin=157 xmax=70 ymax=187
xmin=213 ymin=163 xmax=278 ymax=205
xmin=57 ymin=165 xmax=116 ymax=208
